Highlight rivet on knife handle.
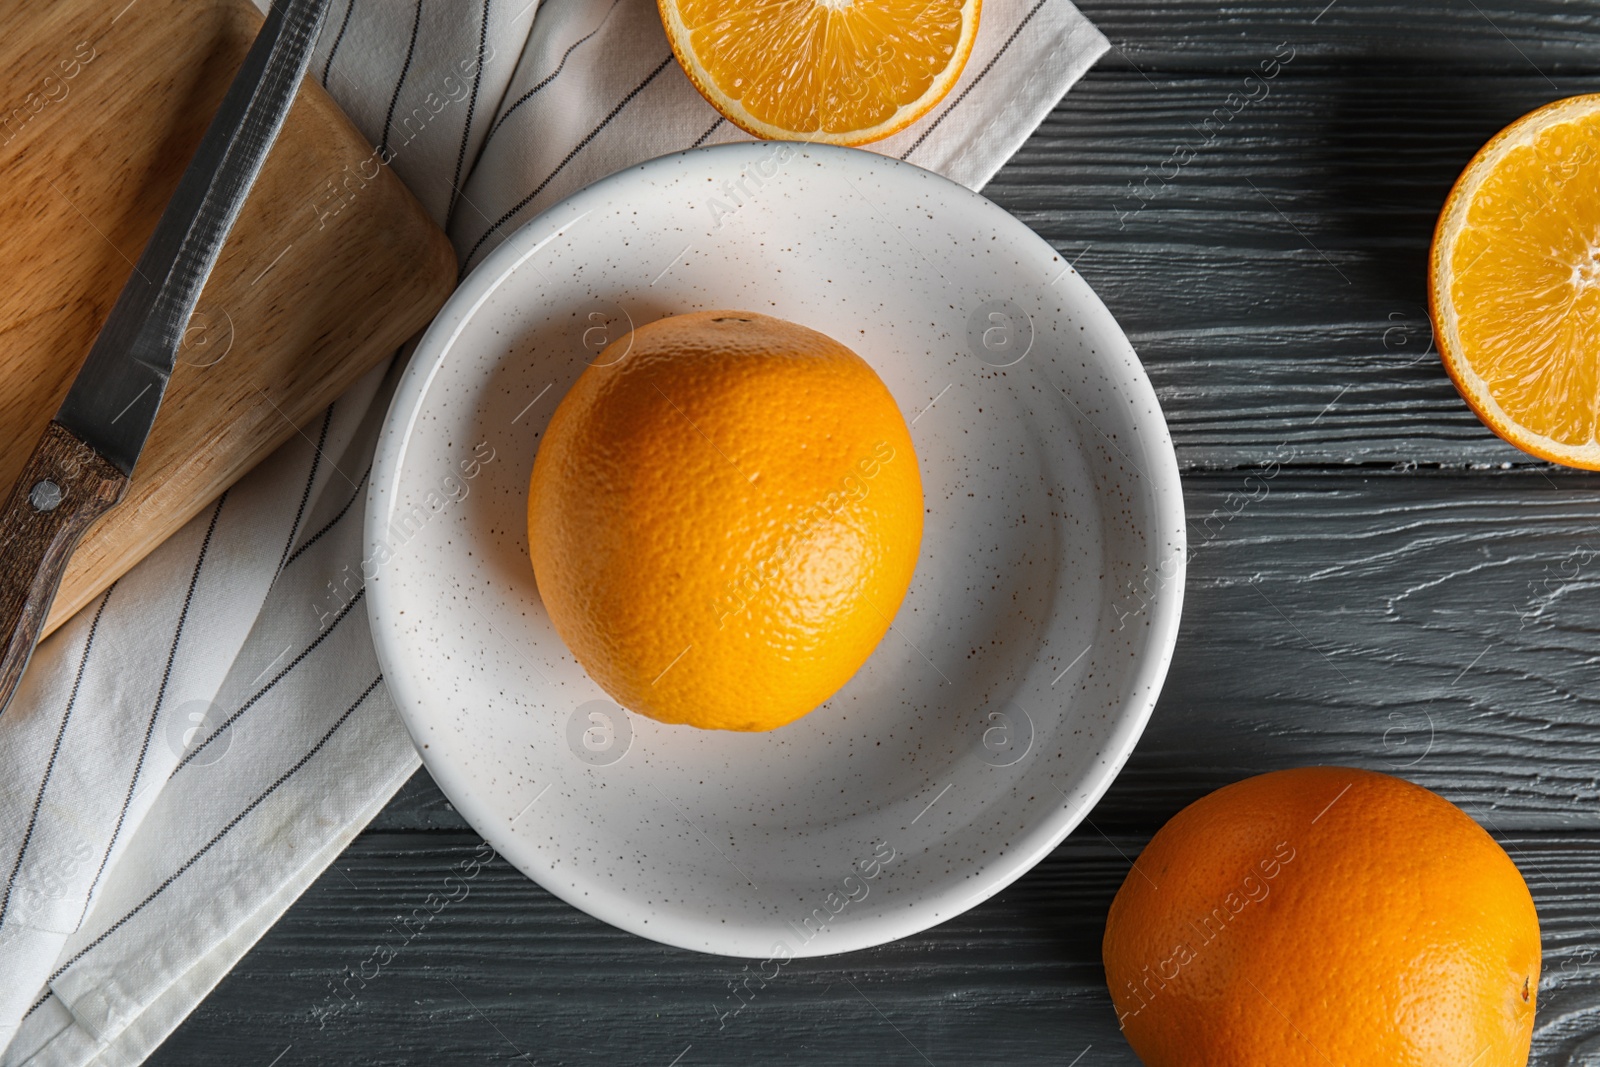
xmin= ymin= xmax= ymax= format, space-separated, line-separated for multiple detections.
xmin=0 ymin=0 xmax=330 ymax=717
xmin=0 ymin=422 xmax=128 ymax=703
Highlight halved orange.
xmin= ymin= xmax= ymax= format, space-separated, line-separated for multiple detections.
xmin=1432 ymin=93 xmax=1600 ymax=468
xmin=658 ymin=0 xmax=981 ymax=147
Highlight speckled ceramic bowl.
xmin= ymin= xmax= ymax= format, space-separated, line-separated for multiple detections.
xmin=368 ymin=143 xmax=1185 ymax=959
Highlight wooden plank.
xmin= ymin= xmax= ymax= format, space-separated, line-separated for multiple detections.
xmin=222 ymin=471 xmax=1600 ymax=1061
xmin=131 ymin=4 xmax=1600 ymax=1065
xmin=145 ymin=829 xmax=1600 ymax=1066
xmin=1108 ymin=469 xmax=1600 ymax=832
xmin=984 ymin=71 xmax=1600 ymax=470
xmin=370 ymin=470 xmax=1600 ymax=836
xmin=1074 ymin=0 xmax=1600 ymax=69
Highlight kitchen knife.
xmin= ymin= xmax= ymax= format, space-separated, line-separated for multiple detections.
xmin=0 ymin=0 xmax=331 ymax=714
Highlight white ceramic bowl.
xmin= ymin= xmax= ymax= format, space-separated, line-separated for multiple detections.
xmin=367 ymin=142 xmax=1185 ymax=959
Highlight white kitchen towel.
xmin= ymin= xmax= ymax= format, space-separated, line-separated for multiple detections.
xmin=0 ymin=0 xmax=1109 ymax=1063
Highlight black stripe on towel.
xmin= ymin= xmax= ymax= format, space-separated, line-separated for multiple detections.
xmin=0 ymin=587 xmax=115 ymax=934
xmin=279 ymin=405 xmax=333 ymax=574
xmin=461 ymin=54 xmax=675 ymax=274
xmin=79 ymin=494 xmax=227 ymax=923
xmin=27 ymin=675 xmax=384 ymax=1016
xmin=446 ymin=0 xmax=494 ymax=225
xmin=320 ymin=0 xmax=357 ymax=88
xmin=482 ymin=0 xmax=626 ymax=149
xmin=284 ymin=464 xmax=371 ymax=572
xmin=379 ymin=0 xmax=426 ymax=161
xmin=690 ymin=117 xmax=725 ymax=148
xmin=173 ymin=587 xmax=368 ymax=774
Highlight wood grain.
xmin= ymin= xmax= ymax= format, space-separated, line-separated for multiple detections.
xmin=137 ymin=2 xmax=1600 ymax=1064
xmin=987 ymin=70 xmax=1600 ymax=470
xmin=1105 ymin=470 xmax=1600 ymax=833
xmin=144 ymin=827 xmax=1600 ymax=1067
xmin=161 ymin=470 xmax=1600 ymax=1065
xmin=0 ymin=0 xmax=457 ymax=635
xmin=1077 ymin=0 xmax=1600 ymax=68
xmin=352 ymin=472 xmax=1600 ymax=835
xmin=0 ymin=422 xmax=124 ymax=710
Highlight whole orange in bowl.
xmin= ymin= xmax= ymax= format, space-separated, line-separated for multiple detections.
xmin=526 ymin=310 xmax=923 ymax=732
xmin=1103 ymin=767 xmax=1540 ymax=1067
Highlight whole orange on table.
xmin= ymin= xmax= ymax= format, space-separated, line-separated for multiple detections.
xmin=527 ymin=311 xmax=923 ymax=732
xmin=1103 ymin=767 xmax=1540 ymax=1067
xmin=1432 ymin=93 xmax=1600 ymax=468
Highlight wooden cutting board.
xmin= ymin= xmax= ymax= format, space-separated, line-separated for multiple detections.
xmin=0 ymin=0 xmax=457 ymax=636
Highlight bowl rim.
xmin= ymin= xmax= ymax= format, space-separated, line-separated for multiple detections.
xmin=366 ymin=141 xmax=1186 ymax=957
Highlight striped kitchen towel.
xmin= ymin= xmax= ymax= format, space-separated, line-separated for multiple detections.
xmin=0 ymin=0 xmax=1108 ymax=1063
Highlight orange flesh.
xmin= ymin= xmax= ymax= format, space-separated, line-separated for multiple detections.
xmin=1435 ymin=95 xmax=1600 ymax=465
xmin=661 ymin=0 xmax=980 ymax=145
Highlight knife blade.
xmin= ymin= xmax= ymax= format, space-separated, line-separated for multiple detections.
xmin=0 ymin=0 xmax=332 ymax=714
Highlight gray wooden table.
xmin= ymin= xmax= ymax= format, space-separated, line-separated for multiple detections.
xmin=148 ymin=3 xmax=1600 ymax=1064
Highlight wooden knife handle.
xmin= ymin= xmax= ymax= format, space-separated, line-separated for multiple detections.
xmin=0 ymin=422 xmax=128 ymax=712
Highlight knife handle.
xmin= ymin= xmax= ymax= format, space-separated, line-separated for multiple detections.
xmin=0 ymin=422 xmax=128 ymax=713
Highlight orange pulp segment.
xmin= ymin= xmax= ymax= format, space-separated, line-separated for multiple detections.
xmin=1432 ymin=93 xmax=1600 ymax=468
xmin=658 ymin=0 xmax=982 ymax=146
